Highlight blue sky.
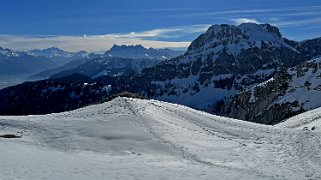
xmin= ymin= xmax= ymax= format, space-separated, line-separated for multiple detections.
xmin=0 ymin=0 xmax=321 ymax=52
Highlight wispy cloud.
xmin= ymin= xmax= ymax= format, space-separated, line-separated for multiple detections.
xmin=177 ymin=5 xmax=321 ymax=18
xmin=110 ymin=24 xmax=211 ymax=39
xmin=271 ymin=17 xmax=321 ymax=28
xmin=0 ymin=24 xmax=211 ymax=52
xmin=231 ymin=18 xmax=261 ymax=25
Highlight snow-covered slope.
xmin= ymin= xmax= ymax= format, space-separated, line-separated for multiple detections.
xmin=1 ymin=97 xmax=320 ymax=179
xmin=277 ymin=106 xmax=321 ymax=131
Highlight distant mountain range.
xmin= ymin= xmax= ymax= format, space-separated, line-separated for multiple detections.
xmin=0 ymin=47 xmax=94 ymax=75
xmin=104 ymin=45 xmax=183 ymax=60
xmin=0 ymin=47 xmax=56 ymax=75
xmin=31 ymin=54 xmax=101 ymax=78
xmin=27 ymin=47 xmax=90 ymax=60
xmin=0 ymin=45 xmax=183 ymax=80
xmin=49 ymin=57 xmax=161 ymax=79
xmin=32 ymin=45 xmax=183 ymax=79
xmin=1 ymin=23 xmax=321 ymax=126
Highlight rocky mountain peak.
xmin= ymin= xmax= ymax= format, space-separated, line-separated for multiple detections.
xmin=187 ymin=23 xmax=286 ymax=55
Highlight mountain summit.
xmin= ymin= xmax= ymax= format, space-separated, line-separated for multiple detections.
xmin=188 ymin=23 xmax=285 ymax=54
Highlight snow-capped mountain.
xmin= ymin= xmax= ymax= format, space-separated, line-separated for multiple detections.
xmin=109 ymin=23 xmax=305 ymax=110
xmin=28 ymin=47 xmax=75 ymax=58
xmin=49 ymin=56 xmax=161 ymax=79
xmin=0 ymin=47 xmax=56 ymax=75
xmin=104 ymin=45 xmax=183 ymax=60
xmin=31 ymin=46 xmax=182 ymax=79
xmin=27 ymin=47 xmax=90 ymax=59
xmin=27 ymin=47 xmax=91 ymax=65
xmin=0 ymin=47 xmax=22 ymax=57
xmin=222 ymin=57 xmax=321 ymax=124
xmin=0 ymin=97 xmax=320 ymax=179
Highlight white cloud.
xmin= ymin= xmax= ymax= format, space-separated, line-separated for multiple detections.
xmin=0 ymin=24 xmax=211 ymax=52
xmin=271 ymin=17 xmax=321 ymax=28
xmin=231 ymin=18 xmax=261 ymax=25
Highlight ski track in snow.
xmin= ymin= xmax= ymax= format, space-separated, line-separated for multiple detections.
xmin=0 ymin=97 xmax=321 ymax=179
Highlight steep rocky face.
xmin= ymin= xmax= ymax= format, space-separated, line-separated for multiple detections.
xmin=220 ymin=70 xmax=297 ymax=124
xmin=222 ymin=57 xmax=321 ymax=124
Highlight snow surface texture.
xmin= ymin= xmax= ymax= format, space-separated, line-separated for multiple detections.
xmin=277 ymin=106 xmax=321 ymax=131
xmin=0 ymin=97 xmax=320 ymax=179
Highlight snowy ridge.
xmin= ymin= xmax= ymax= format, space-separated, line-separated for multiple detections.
xmin=0 ymin=97 xmax=320 ymax=179
xmin=277 ymin=106 xmax=321 ymax=131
